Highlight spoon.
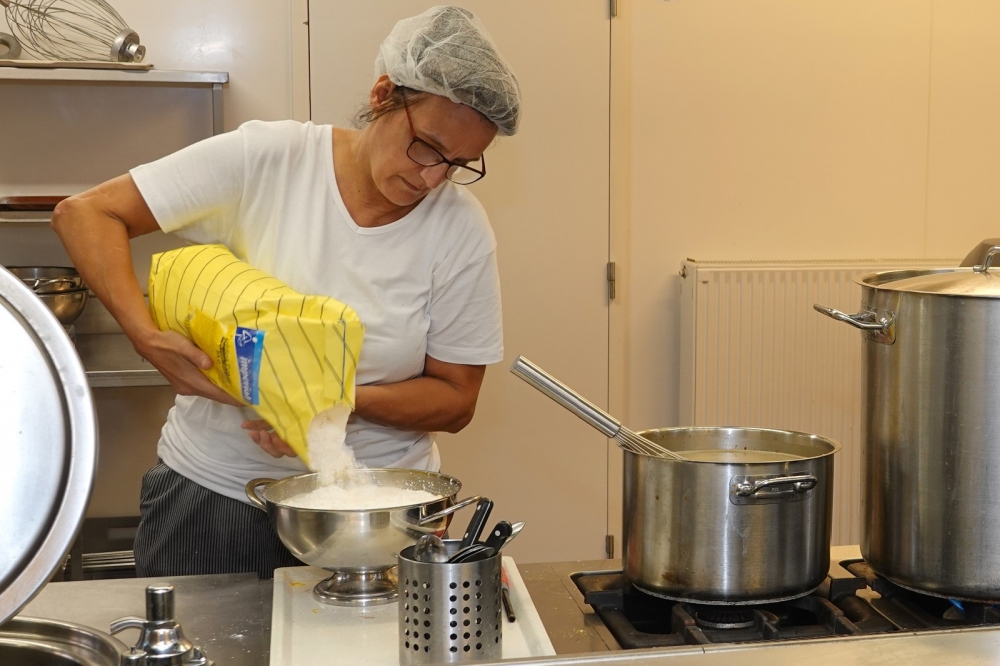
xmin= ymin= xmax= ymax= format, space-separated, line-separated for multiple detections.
xmin=413 ymin=534 xmax=449 ymax=563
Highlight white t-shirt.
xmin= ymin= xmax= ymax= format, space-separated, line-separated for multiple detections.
xmin=130 ymin=120 xmax=504 ymax=502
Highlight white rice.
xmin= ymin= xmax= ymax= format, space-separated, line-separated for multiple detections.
xmin=284 ymin=404 xmax=439 ymax=511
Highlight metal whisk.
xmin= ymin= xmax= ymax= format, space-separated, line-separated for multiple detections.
xmin=1 ymin=0 xmax=145 ymax=62
xmin=510 ymin=356 xmax=686 ymax=461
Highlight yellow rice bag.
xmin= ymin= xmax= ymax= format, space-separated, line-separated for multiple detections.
xmin=148 ymin=244 xmax=364 ymax=461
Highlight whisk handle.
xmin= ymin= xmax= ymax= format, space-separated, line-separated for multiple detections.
xmin=510 ymin=356 xmax=622 ymax=438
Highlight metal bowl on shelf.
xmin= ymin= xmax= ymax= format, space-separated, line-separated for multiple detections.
xmin=7 ymin=266 xmax=86 ymax=294
xmin=36 ymin=288 xmax=90 ymax=326
xmin=246 ymin=470 xmax=477 ymax=607
xmin=5 ymin=267 xmax=90 ymax=325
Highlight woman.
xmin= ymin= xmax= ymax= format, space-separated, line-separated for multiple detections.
xmin=52 ymin=6 xmax=520 ymax=578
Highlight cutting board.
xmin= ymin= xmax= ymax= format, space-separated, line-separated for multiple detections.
xmin=270 ymin=558 xmax=555 ymax=665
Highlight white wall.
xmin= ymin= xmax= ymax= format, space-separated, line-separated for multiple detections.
xmin=623 ymin=0 xmax=1000 ymax=430
xmin=102 ymin=0 xmax=302 ymax=128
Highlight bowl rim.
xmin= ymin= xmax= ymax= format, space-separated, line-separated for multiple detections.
xmin=261 ymin=469 xmax=461 ymax=513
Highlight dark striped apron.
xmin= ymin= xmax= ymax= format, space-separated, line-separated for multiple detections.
xmin=134 ymin=462 xmax=302 ymax=579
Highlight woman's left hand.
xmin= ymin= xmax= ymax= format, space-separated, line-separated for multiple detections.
xmin=241 ymin=420 xmax=298 ymax=458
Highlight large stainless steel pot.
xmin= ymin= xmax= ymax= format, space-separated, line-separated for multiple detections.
xmin=624 ymin=427 xmax=838 ymax=604
xmin=246 ymin=469 xmax=477 ymax=606
xmin=816 ymin=247 xmax=1000 ymax=601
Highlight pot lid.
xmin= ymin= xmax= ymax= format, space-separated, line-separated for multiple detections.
xmin=860 ymin=246 xmax=1000 ymax=297
xmin=0 ymin=266 xmax=97 ymax=625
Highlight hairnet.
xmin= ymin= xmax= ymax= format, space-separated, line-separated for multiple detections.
xmin=375 ymin=5 xmax=521 ymax=136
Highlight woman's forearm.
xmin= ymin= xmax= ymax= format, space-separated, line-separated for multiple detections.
xmin=51 ymin=177 xmax=162 ymax=344
xmin=354 ymin=360 xmax=486 ymax=434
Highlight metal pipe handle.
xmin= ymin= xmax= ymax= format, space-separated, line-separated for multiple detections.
xmin=730 ymin=472 xmax=818 ymax=505
xmin=244 ymin=478 xmax=274 ymax=511
xmin=510 ymin=356 xmax=621 ymax=438
xmin=974 ymin=245 xmax=1000 ymax=273
xmin=813 ymin=304 xmax=891 ymax=331
xmin=418 ymin=495 xmax=482 ymax=525
xmin=735 ymin=473 xmax=817 ymax=498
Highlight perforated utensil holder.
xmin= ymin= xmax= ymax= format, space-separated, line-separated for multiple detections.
xmin=398 ymin=540 xmax=502 ymax=665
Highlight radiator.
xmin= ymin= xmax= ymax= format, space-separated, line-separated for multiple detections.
xmin=679 ymin=259 xmax=953 ymax=545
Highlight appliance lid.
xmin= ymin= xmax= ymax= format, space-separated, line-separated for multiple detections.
xmin=859 ymin=266 xmax=1000 ymax=298
xmin=0 ymin=266 xmax=97 ymax=625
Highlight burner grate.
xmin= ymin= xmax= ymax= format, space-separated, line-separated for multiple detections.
xmin=841 ymin=560 xmax=1000 ymax=631
xmin=572 ymin=572 xmax=863 ymax=650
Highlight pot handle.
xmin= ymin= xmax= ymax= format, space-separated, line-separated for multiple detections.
xmin=813 ymin=304 xmax=896 ymax=344
xmin=974 ymin=245 xmax=1000 ymax=273
xmin=813 ymin=304 xmax=890 ymax=331
xmin=731 ymin=473 xmax=817 ymax=504
xmin=418 ymin=495 xmax=482 ymax=525
xmin=245 ymin=478 xmax=275 ymax=511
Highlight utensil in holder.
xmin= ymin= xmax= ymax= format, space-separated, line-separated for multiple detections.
xmin=398 ymin=540 xmax=502 ymax=665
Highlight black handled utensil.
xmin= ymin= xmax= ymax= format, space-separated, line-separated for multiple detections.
xmin=483 ymin=521 xmax=514 ymax=553
xmin=460 ymin=497 xmax=494 ymax=549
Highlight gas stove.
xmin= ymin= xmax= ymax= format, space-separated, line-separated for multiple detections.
xmin=573 ymin=545 xmax=1000 ymax=652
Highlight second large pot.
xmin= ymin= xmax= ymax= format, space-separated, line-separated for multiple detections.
xmin=623 ymin=427 xmax=837 ymax=604
xmin=817 ymin=251 xmax=1000 ymax=601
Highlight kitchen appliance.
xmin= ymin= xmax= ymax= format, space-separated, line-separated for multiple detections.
xmin=815 ymin=250 xmax=1000 ymax=601
xmin=624 ymin=427 xmax=837 ymax=604
xmin=397 ymin=539 xmax=503 ymax=665
xmin=573 ymin=545 xmax=1000 ymax=653
xmin=245 ymin=471 xmax=478 ymax=607
xmin=510 ymin=356 xmax=685 ymax=460
xmin=269 ymin=559 xmax=555 ymax=666
xmin=0 ymin=0 xmax=145 ymax=62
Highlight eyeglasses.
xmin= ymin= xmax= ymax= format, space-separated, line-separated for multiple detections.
xmin=402 ymin=102 xmax=486 ymax=185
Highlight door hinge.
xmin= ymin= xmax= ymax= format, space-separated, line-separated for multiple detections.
xmin=607 ymin=261 xmax=617 ymax=300
xmin=605 ymin=534 xmax=615 ymax=559
xmin=610 ymin=0 xmax=618 ymax=18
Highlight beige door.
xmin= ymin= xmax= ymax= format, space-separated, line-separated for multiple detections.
xmin=309 ymin=1 xmax=612 ymax=561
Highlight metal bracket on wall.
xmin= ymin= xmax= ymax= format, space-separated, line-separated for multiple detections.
xmin=607 ymin=262 xmax=617 ymax=300
xmin=610 ymin=0 xmax=618 ymax=18
xmin=605 ymin=534 xmax=615 ymax=559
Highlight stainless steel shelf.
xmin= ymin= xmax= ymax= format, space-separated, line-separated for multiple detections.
xmin=0 ymin=67 xmax=228 ymax=86
xmin=86 ymin=368 xmax=170 ymax=388
xmin=0 ymin=211 xmax=52 ymax=225
xmin=75 ymin=333 xmax=170 ymax=389
xmin=1 ymin=66 xmax=229 ymax=134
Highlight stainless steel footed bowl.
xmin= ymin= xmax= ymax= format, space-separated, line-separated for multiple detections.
xmin=246 ymin=469 xmax=477 ymax=606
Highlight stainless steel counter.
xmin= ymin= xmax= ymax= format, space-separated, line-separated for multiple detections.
xmin=19 ymin=561 xmax=1000 ymax=665
xmin=20 ymin=572 xmax=272 ymax=664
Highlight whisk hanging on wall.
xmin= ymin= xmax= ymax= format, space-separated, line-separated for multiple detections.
xmin=0 ymin=0 xmax=145 ymax=63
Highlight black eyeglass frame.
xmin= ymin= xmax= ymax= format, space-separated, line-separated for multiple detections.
xmin=402 ymin=99 xmax=487 ymax=185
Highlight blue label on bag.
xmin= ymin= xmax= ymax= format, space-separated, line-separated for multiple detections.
xmin=233 ymin=326 xmax=265 ymax=405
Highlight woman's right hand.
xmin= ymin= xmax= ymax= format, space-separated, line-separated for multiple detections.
xmin=135 ymin=328 xmax=243 ymax=406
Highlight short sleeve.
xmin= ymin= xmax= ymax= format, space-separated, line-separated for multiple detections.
xmin=426 ymin=252 xmax=504 ymax=365
xmin=129 ymin=128 xmax=245 ymax=245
